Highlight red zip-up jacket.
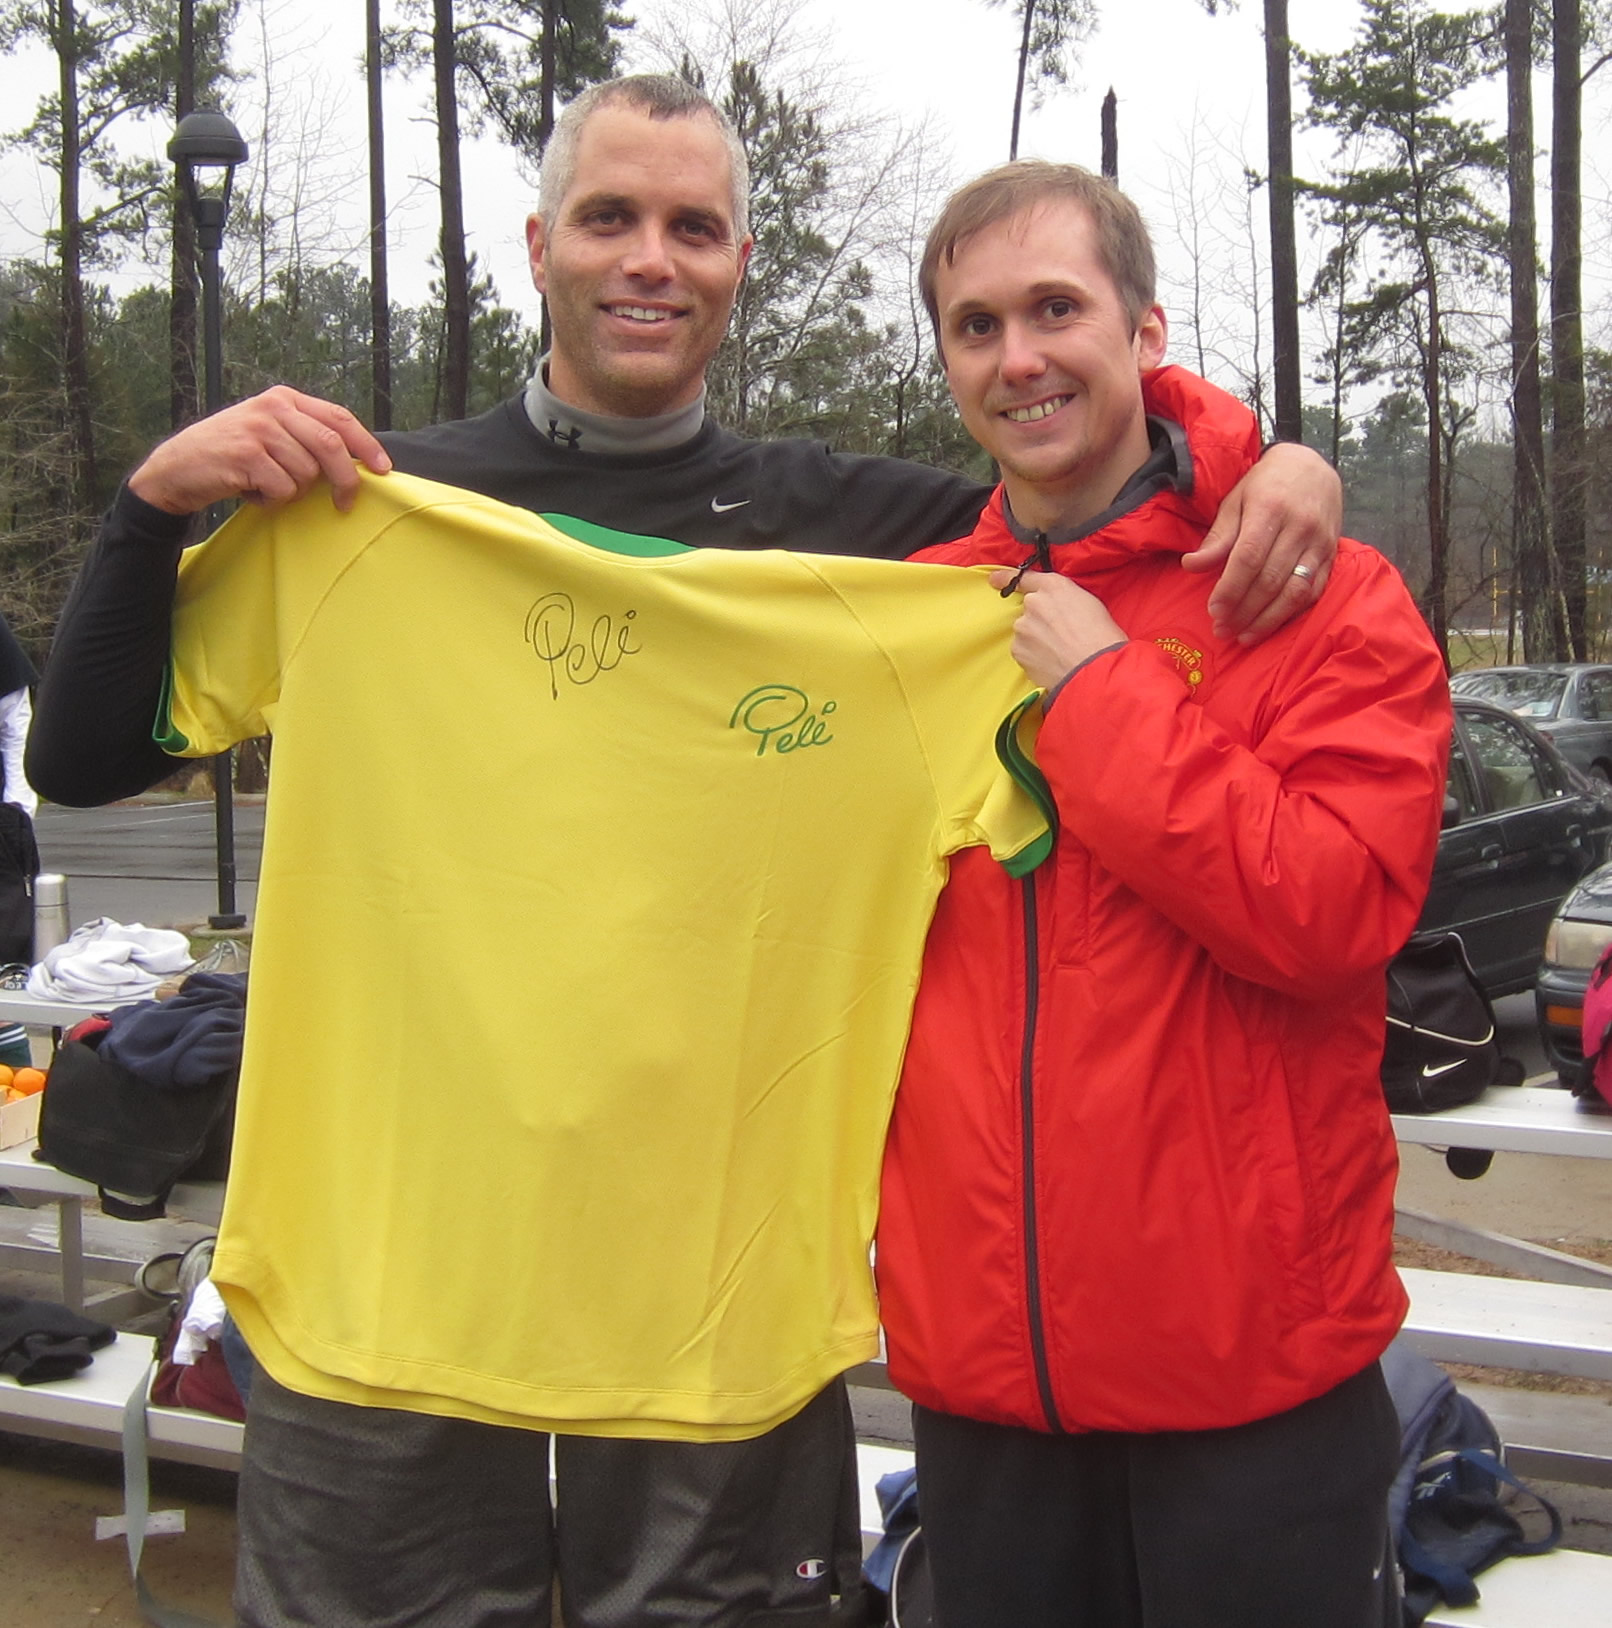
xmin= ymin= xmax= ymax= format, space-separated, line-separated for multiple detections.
xmin=876 ymin=368 xmax=1451 ymax=1435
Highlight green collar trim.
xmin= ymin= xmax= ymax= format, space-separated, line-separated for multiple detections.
xmin=996 ymin=693 xmax=1056 ymax=877
xmin=540 ymin=512 xmax=693 ymax=558
xmin=152 ymin=661 xmax=190 ymax=754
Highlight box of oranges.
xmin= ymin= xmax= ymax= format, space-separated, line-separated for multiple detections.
xmin=0 ymin=1064 xmax=47 ymax=1149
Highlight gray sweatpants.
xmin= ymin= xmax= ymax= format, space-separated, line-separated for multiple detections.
xmin=234 ymin=1369 xmax=867 ymax=1628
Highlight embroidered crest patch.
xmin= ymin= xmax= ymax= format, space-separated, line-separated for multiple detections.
xmin=1155 ymin=634 xmax=1211 ymax=702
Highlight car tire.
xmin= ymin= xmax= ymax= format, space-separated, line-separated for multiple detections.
xmin=1591 ymin=763 xmax=1612 ymax=786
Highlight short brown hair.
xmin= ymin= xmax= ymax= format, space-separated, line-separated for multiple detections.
xmin=920 ymin=162 xmax=1156 ymax=347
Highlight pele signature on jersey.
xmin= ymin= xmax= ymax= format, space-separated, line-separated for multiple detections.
xmin=524 ymin=593 xmax=641 ymax=699
xmin=729 ymin=684 xmax=837 ymax=757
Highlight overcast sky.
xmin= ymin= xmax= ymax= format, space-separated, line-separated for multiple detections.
xmin=0 ymin=0 xmax=1607 ymax=387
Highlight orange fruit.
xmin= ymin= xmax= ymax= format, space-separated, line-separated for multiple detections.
xmin=0 ymin=1065 xmax=12 ymax=1090
xmin=11 ymin=1067 xmax=46 ymax=1096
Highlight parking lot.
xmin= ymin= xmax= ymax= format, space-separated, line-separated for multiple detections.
xmin=32 ymin=798 xmax=263 ymax=929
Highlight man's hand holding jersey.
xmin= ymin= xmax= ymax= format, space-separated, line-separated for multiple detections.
xmin=128 ymin=386 xmax=392 ymax=518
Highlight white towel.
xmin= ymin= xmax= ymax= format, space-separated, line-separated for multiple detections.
xmin=26 ymin=918 xmax=194 ymax=1003
xmin=172 ymin=1278 xmax=229 ymax=1366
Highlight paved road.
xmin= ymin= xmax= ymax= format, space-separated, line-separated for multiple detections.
xmin=33 ymin=799 xmax=264 ymax=930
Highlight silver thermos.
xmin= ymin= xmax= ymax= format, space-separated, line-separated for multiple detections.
xmin=33 ymin=872 xmax=70 ymax=960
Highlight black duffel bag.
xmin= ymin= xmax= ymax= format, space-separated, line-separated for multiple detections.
xmin=1382 ymin=932 xmax=1520 ymax=1115
xmin=36 ymin=1031 xmax=236 ymax=1220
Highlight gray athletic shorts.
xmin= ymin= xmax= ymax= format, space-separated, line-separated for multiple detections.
xmin=234 ymin=1369 xmax=867 ymax=1628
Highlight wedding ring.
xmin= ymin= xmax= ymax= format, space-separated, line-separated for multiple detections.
xmin=1291 ymin=563 xmax=1315 ymax=581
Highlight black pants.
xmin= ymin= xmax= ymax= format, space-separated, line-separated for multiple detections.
xmin=912 ymin=1363 xmax=1400 ymax=1628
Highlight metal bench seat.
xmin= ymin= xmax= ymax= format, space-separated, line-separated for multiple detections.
xmin=1400 ymin=1266 xmax=1612 ymax=1384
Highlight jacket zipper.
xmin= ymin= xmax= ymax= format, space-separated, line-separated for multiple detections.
xmin=997 ymin=532 xmax=1054 ymax=598
xmin=1019 ymin=870 xmax=1064 ymax=1432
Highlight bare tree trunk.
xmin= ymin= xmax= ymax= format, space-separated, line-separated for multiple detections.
xmin=1009 ymin=0 xmax=1035 ymax=160
xmin=433 ymin=0 xmax=470 ymax=421
xmin=1242 ymin=173 xmax=1268 ymax=435
xmin=538 ymin=0 xmax=558 ymax=354
xmin=1327 ymin=261 xmax=1347 ymax=465
xmin=1264 ymin=0 xmax=1302 ymax=443
xmin=1507 ymin=0 xmax=1561 ymax=659
xmin=1422 ymin=274 xmax=1449 ymax=663
xmin=1321 ymin=210 xmax=1362 ymax=467
xmin=367 ymin=0 xmax=392 ymax=429
xmin=1099 ymin=87 xmax=1116 ymax=179
xmin=1551 ymin=0 xmax=1587 ymax=657
xmin=169 ymin=0 xmax=199 ymax=431
xmin=56 ymin=0 xmax=97 ymax=509
xmin=541 ymin=0 xmax=558 ymax=147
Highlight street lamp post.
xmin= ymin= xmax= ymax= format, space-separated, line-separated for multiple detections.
xmin=168 ymin=110 xmax=249 ymax=933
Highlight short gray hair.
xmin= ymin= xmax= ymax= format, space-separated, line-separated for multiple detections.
xmin=538 ymin=75 xmax=751 ymax=240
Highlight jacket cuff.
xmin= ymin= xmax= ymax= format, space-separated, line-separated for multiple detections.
xmin=1043 ymin=640 xmax=1129 ymax=711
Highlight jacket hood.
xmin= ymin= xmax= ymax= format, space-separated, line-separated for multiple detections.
xmin=977 ymin=364 xmax=1263 ymax=577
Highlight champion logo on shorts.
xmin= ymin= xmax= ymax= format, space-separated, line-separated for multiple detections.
xmin=795 ymin=1557 xmax=828 ymax=1580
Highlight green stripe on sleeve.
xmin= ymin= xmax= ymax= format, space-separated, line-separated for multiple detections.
xmin=1001 ymin=828 xmax=1054 ymax=879
xmin=995 ymin=692 xmax=1056 ymax=876
xmin=152 ymin=660 xmax=191 ymax=754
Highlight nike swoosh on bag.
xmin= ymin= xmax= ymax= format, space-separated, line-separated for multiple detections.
xmin=710 ymin=496 xmax=751 ymax=513
xmin=1421 ymin=1060 xmax=1467 ymax=1079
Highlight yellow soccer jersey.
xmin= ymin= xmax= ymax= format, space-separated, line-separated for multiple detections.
xmin=162 ymin=470 xmax=1048 ymax=1439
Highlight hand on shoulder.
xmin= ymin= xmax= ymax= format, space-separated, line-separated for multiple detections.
xmin=1183 ymin=441 xmax=1342 ymax=645
xmin=127 ymin=386 xmax=392 ymax=518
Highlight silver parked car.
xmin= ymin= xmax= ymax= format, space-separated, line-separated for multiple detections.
xmin=1449 ymin=664 xmax=1612 ymax=784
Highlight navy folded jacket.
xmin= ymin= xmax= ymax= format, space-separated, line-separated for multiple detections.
xmin=100 ymin=971 xmax=246 ymax=1088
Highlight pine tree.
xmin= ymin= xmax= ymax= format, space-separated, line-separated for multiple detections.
xmin=1503 ymin=0 xmax=1562 ymax=659
xmin=982 ymin=0 xmax=1096 ymax=160
xmin=1302 ymin=0 xmax=1506 ymax=658
xmin=1550 ymin=0 xmax=1612 ymax=655
xmin=387 ymin=0 xmax=630 ymax=420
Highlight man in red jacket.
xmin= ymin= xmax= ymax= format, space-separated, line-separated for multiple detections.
xmin=876 ymin=164 xmax=1451 ymax=1627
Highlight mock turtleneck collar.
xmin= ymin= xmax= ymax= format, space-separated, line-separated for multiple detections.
xmin=522 ymin=357 xmax=707 ymax=455
xmin=1001 ymin=415 xmax=1192 ymax=550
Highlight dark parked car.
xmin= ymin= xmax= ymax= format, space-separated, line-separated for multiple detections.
xmin=1449 ymin=664 xmax=1612 ymax=783
xmin=1534 ymin=864 xmax=1612 ymax=1086
xmin=1416 ymin=696 xmax=1612 ymax=998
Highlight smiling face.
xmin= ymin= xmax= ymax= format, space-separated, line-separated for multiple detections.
xmin=933 ymin=198 xmax=1167 ymax=533
xmin=527 ymin=102 xmax=754 ymax=418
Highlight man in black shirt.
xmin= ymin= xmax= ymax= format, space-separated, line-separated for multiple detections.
xmin=33 ymin=74 xmax=1344 ymax=1628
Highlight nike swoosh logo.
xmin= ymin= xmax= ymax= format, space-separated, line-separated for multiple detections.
xmin=710 ymin=496 xmax=751 ymax=514
xmin=1422 ymin=1060 xmax=1466 ymax=1079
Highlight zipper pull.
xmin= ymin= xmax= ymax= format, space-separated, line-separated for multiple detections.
xmin=999 ymin=532 xmax=1052 ymax=597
